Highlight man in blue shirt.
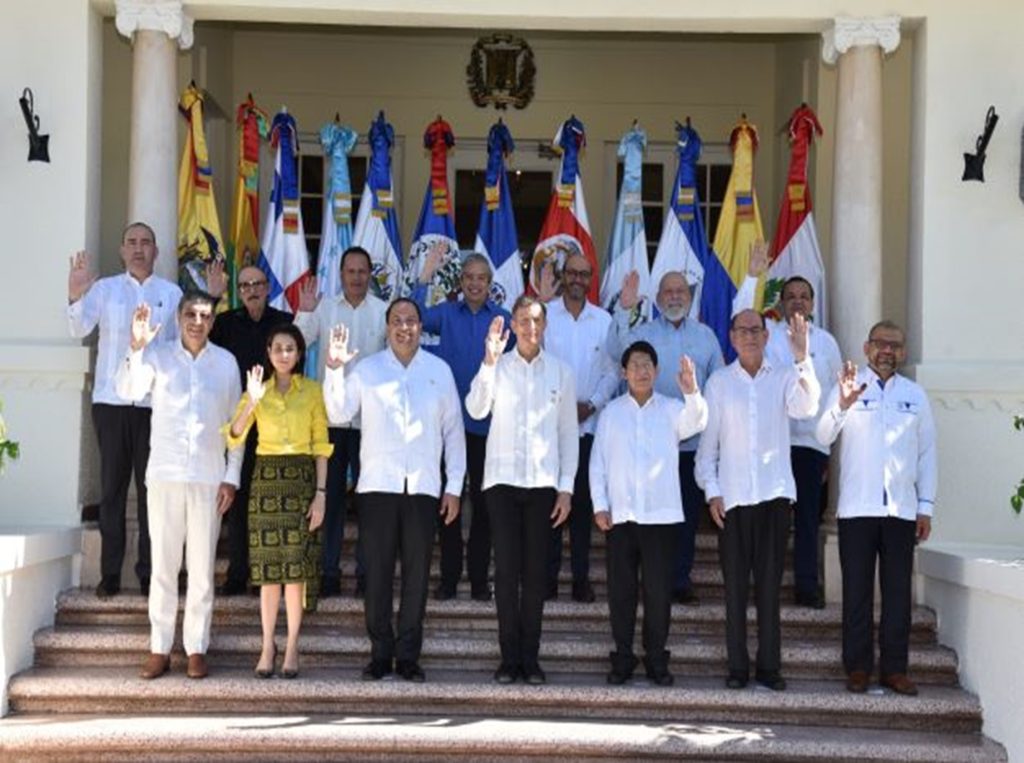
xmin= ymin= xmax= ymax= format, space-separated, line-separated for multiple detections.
xmin=412 ymin=247 xmax=514 ymax=601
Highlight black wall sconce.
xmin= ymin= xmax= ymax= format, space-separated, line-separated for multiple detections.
xmin=18 ymin=88 xmax=50 ymax=163
xmin=963 ymin=106 xmax=998 ymax=182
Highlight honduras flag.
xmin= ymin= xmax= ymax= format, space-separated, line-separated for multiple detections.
xmin=531 ymin=115 xmax=599 ymax=303
xmin=261 ymin=110 xmax=311 ymax=312
xmin=317 ymin=121 xmax=359 ymax=301
xmin=601 ymin=123 xmax=651 ymax=324
xmin=352 ymin=111 xmax=403 ymax=301
xmin=402 ymin=117 xmax=460 ymax=304
xmin=474 ymin=120 xmax=523 ymax=309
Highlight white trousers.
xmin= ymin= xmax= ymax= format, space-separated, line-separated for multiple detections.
xmin=147 ymin=481 xmax=221 ymax=655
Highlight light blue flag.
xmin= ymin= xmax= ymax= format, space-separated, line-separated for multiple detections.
xmin=474 ymin=120 xmax=523 ymax=309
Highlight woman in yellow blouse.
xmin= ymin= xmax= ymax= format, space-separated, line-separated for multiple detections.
xmin=227 ymin=323 xmax=333 ymax=679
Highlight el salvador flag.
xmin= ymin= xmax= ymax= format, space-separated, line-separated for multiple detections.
xmin=474 ymin=120 xmax=523 ymax=309
xmin=352 ymin=111 xmax=403 ymax=302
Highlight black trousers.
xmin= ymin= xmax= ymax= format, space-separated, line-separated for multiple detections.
xmin=674 ymin=450 xmax=705 ymax=593
xmin=791 ymin=447 xmax=828 ymax=597
xmin=322 ymin=427 xmax=363 ymax=585
xmin=223 ymin=428 xmax=258 ymax=586
xmin=719 ymin=499 xmax=791 ymax=679
xmin=606 ymin=521 xmax=678 ymax=673
xmin=548 ymin=434 xmax=593 ymax=588
xmin=839 ymin=516 xmax=916 ymax=677
xmin=359 ymin=491 xmax=437 ymax=663
xmin=437 ymin=432 xmax=491 ymax=594
xmin=92 ymin=403 xmax=151 ymax=583
xmin=488 ymin=485 xmax=555 ymax=670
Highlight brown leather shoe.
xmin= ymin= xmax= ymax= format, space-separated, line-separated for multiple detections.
xmin=139 ymin=653 xmax=170 ymax=680
xmin=846 ymin=670 xmax=870 ymax=693
xmin=186 ymin=653 xmax=208 ymax=679
xmin=881 ymin=673 xmax=919 ymax=696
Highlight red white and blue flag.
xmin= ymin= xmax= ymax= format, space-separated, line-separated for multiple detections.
xmin=474 ymin=120 xmax=523 ymax=309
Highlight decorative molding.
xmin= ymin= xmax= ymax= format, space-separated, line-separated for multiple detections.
xmin=115 ymin=0 xmax=194 ymax=50
xmin=0 ymin=373 xmax=89 ymax=393
xmin=930 ymin=394 xmax=1024 ymax=413
xmin=822 ymin=16 xmax=901 ymax=65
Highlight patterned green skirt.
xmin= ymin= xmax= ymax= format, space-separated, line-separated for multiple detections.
xmin=248 ymin=454 xmax=320 ymax=611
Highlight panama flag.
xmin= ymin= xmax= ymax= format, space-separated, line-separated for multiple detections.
xmin=226 ymin=94 xmax=268 ymax=308
xmin=764 ymin=104 xmax=828 ymax=327
xmin=530 ymin=115 xmax=599 ymax=304
xmin=317 ymin=120 xmax=359 ymax=301
xmin=176 ymin=83 xmax=225 ymax=295
xmin=474 ymin=120 xmax=523 ymax=309
xmin=601 ymin=123 xmax=651 ymax=324
xmin=352 ymin=111 xmax=403 ymax=302
xmin=402 ymin=117 xmax=460 ymax=304
xmin=261 ymin=110 xmax=312 ymax=312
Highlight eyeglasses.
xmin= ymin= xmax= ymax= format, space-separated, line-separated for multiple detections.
xmin=238 ymin=279 xmax=268 ymax=291
xmin=869 ymin=339 xmax=904 ymax=351
xmin=731 ymin=326 xmax=764 ymax=337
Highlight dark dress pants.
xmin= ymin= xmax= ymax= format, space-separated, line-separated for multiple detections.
xmin=606 ymin=521 xmax=678 ymax=673
xmin=719 ymin=499 xmax=791 ymax=679
xmin=437 ymin=432 xmax=491 ymax=594
xmin=839 ymin=516 xmax=916 ymax=677
xmin=92 ymin=403 xmax=152 ymax=583
xmin=359 ymin=491 xmax=437 ymax=663
xmin=322 ymin=427 xmax=363 ymax=587
xmin=224 ymin=428 xmax=257 ymax=586
xmin=489 ymin=485 xmax=556 ymax=671
xmin=674 ymin=450 xmax=705 ymax=593
xmin=791 ymin=447 xmax=829 ymax=597
xmin=548 ymin=435 xmax=593 ymax=589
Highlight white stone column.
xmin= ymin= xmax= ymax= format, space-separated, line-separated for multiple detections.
xmin=822 ymin=16 xmax=901 ymax=358
xmin=116 ymin=1 xmax=193 ymax=283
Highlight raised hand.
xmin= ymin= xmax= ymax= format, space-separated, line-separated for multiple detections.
xmin=204 ymin=257 xmax=227 ymax=298
xmin=483 ymin=315 xmax=509 ymax=366
xmin=298 ymin=277 xmax=320 ymax=313
xmin=246 ymin=365 xmax=266 ymax=402
xmin=537 ymin=260 xmax=559 ymax=303
xmin=129 ymin=303 xmax=161 ymax=351
xmin=747 ymin=239 xmax=769 ymax=278
xmin=619 ymin=270 xmax=640 ymax=310
xmin=786 ymin=312 xmax=809 ymax=363
xmin=836 ymin=361 xmax=867 ymax=410
xmin=676 ymin=354 xmax=697 ymax=395
xmin=419 ymin=240 xmax=447 ymax=284
xmin=326 ymin=323 xmax=359 ymax=369
xmin=68 ymin=250 xmax=96 ymax=303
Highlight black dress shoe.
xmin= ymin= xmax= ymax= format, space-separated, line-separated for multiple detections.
xmin=95 ymin=577 xmax=120 ymax=599
xmin=493 ymin=664 xmax=517 ymax=684
xmin=139 ymin=578 xmax=150 ymax=597
xmin=646 ymin=667 xmax=675 ymax=687
xmin=353 ymin=579 xmax=366 ymax=599
xmin=544 ymin=582 xmax=558 ymax=602
xmin=217 ymin=580 xmax=247 ymax=597
xmin=361 ymin=659 xmax=392 ymax=681
xmin=606 ymin=667 xmax=631 ymax=685
xmin=522 ymin=665 xmax=546 ymax=685
xmin=470 ymin=585 xmax=493 ymax=602
xmin=320 ymin=577 xmax=342 ymax=598
xmin=794 ymin=590 xmax=825 ymax=609
xmin=674 ymin=588 xmax=700 ymax=606
xmin=433 ymin=585 xmax=456 ymax=601
xmin=571 ymin=582 xmax=596 ymax=603
xmin=396 ymin=660 xmax=426 ymax=683
xmin=726 ymin=674 xmax=748 ymax=689
xmin=756 ymin=673 xmax=787 ymax=691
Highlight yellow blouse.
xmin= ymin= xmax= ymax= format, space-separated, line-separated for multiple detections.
xmin=226 ymin=375 xmax=333 ymax=458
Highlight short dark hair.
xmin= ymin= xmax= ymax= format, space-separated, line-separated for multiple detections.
xmin=511 ymin=294 xmax=546 ymax=318
xmin=340 ymin=246 xmax=372 ymax=271
xmin=263 ymin=323 xmax=307 ymax=378
xmin=177 ymin=290 xmax=217 ymax=315
xmin=385 ymin=297 xmax=422 ymax=324
xmin=868 ymin=319 xmax=905 ymax=342
xmin=782 ymin=276 xmax=814 ymax=300
xmin=621 ymin=340 xmax=658 ymax=369
xmin=122 ymin=221 xmax=156 ymax=244
xmin=729 ymin=310 xmax=767 ymax=330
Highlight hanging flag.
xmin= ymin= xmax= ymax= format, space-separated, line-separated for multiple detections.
xmin=226 ymin=94 xmax=269 ymax=308
xmin=530 ymin=115 xmax=599 ymax=303
xmin=601 ymin=123 xmax=651 ymax=324
xmin=352 ymin=111 xmax=403 ymax=302
xmin=764 ymin=104 xmax=828 ymax=327
xmin=474 ymin=119 xmax=523 ymax=309
xmin=317 ymin=120 xmax=359 ymax=301
xmin=176 ymin=83 xmax=225 ymax=294
xmin=260 ymin=110 xmax=311 ymax=312
xmin=711 ymin=115 xmax=766 ymax=317
xmin=402 ymin=117 xmax=460 ymax=304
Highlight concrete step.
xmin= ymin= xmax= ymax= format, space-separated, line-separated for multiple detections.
xmin=0 ymin=712 xmax=1006 ymax=762
xmin=5 ymin=667 xmax=984 ymax=734
xmin=30 ymin=625 xmax=960 ymax=684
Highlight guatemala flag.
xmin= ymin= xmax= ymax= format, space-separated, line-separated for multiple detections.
xmin=601 ymin=123 xmax=651 ymax=324
xmin=474 ymin=120 xmax=523 ymax=309
xmin=403 ymin=117 xmax=460 ymax=304
xmin=531 ymin=115 xmax=599 ymax=304
xmin=261 ymin=110 xmax=311 ymax=312
xmin=317 ymin=121 xmax=359 ymax=302
xmin=352 ymin=111 xmax=403 ymax=302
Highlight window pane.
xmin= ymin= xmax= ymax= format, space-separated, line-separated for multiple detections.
xmin=647 ymin=243 xmax=658 ymax=270
xmin=300 ymin=155 xmax=323 ymax=195
xmin=643 ymin=205 xmax=663 ymax=247
xmin=641 ymin=163 xmax=663 ymax=202
xmin=349 ymin=157 xmax=367 ymax=195
xmin=708 ymin=205 xmax=723 ymax=239
xmin=709 ymin=164 xmax=731 ymax=203
xmin=455 ymin=168 xmax=553 ymax=265
xmin=301 ymin=197 xmax=322 ymax=239
xmin=695 ymin=164 xmax=709 ymax=203
xmin=306 ymin=237 xmax=320 ymax=264
xmin=454 ymin=169 xmax=486 ymax=249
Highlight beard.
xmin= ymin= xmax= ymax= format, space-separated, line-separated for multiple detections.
xmin=660 ymin=305 xmax=688 ymax=322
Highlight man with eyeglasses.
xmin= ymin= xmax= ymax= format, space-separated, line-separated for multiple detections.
xmin=816 ymin=321 xmax=936 ymax=696
xmin=210 ymin=264 xmax=293 ymax=596
xmin=696 ymin=308 xmax=820 ymax=691
xmin=542 ymin=253 xmax=618 ymax=602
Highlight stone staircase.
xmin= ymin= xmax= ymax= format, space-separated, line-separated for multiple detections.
xmin=0 ymin=519 xmax=1008 ymax=761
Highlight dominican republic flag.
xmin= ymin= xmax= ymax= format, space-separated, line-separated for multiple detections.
xmin=530 ymin=115 xmax=599 ymax=304
xmin=226 ymin=95 xmax=268 ymax=309
xmin=352 ymin=111 xmax=403 ymax=302
xmin=601 ymin=123 xmax=651 ymax=324
xmin=764 ymin=104 xmax=828 ymax=327
xmin=402 ymin=117 xmax=460 ymax=304
xmin=261 ymin=111 xmax=311 ymax=312
xmin=474 ymin=120 xmax=523 ymax=309
xmin=317 ymin=121 xmax=359 ymax=302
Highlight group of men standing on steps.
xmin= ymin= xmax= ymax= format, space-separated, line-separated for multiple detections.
xmin=69 ymin=222 xmax=936 ymax=696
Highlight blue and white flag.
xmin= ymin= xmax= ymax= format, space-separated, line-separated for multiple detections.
xmin=352 ymin=111 xmax=403 ymax=301
xmin=474 ymin=120 xmax=523 ymax=309
xmin=317 ymin=121 xmax=359 ymax=300
xmin=601 ymin=124 xmax=651 ymax=324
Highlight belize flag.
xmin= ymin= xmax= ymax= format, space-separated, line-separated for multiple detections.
xmin=530 ymin=115 xmax=599 ymax=304
xmin=601 ymin=123 xmax=651 ymax=324
xmin=226 ymin=95 xmax=268 ymax=309
xmin=316 ymin=120 xmax=359 ymax=302
xmin=474 ymin=119 xmax=523 ymax=309
xmin=261 ymin=110 xmax=311 ymax=312
xmin=352 ymin=111 xmax=403 ymax=302
xmin=402 ymin=117 xmax=460 ymax=304
xmin=764 ymin=104 xmax=828 ymax=327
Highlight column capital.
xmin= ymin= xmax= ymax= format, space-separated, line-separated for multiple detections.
xmin=115 ymin=0 xmax=194 ymax=50
xmin=822 ymin=16 xmax=901 ymax=65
